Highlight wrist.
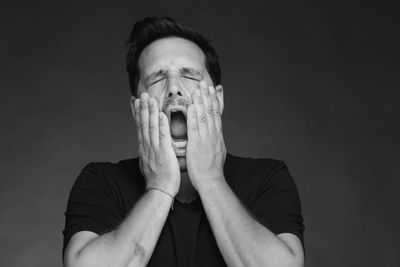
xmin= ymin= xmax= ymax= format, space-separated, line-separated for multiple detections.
xmin=195 ymin=175 xmax=226 ymax=194
xmin=146 ymin=187 xmax=175 ymax=210
xmin=145 ymin=181 xmax=178 ymax=197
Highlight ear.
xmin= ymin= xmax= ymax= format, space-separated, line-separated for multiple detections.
xmin=129 ymin=96 xmax=137 ymax=118
xmin=215 ymin=85 xmax=224 ymax=114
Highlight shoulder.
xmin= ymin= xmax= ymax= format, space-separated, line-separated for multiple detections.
xmin=224 ymin=153 xmax=293 ymax=204
xmin=68 ymin=158 xmax=144 ymax=214
xmin=75 ymin=158 xmax=141 ymax=183
xmin=71 ymin=158 xmax=144 ymax=200
xmin=81 ymin=158 xmax=139 ymax=176
xmin=225 ymin=153 xmax=288 ymax=181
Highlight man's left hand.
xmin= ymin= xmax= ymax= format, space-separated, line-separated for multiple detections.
xmin=186 ymin=81 xmax=226 ymax=190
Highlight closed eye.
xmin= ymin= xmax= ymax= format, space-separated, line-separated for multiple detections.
xmin=183 ymin=76 xmax=200 ymax=81
xmin=150 ymin=77 xmax=165 ymax=86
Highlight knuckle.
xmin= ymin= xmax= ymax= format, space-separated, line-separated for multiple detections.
xmin=159 ymin=132 xmax=168 ymax=138
xmin=149 ymin=125 xmax=156 ymax=132
xmin=140 ymin=123 xmax=147 ymax=130
xmin=198 ymin=115 xmax=207 ymax=123
xmin=190 ymin=125 xmax=199 ymax=132
xmin=206 ymin=106 xmax=214 ymax=116
xmin=214 ymin=107 xmax=221 ymax=115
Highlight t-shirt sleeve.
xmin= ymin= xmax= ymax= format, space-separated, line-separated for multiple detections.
xmin=250 ymin=160 xmax=305 ymax=246
xmin=62 ymin=163 xmax=123 ymax=256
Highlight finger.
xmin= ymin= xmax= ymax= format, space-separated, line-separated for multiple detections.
xmin=209 ymin=86 xmax=222 ymax=132
xmin=193 ymin=87 xmax=208 ymax=138
xmin=140 ymin=93 xmax=150 ymax=148
xmin=158 ymin=112 xmax=173 ymax=149
xmin=199 ymin=81 xmax=214 ymax=133
xmin=203 ymin=85 xmax=216 ymax=133
xmin=134 ymin=98 xmax=144 ymax=154
xmin=186 ymin=104 xmax=199 ymax=140
xmin=149 ymin=97 xmax=159 ymax=149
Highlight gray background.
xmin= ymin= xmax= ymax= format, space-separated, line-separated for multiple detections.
xmin=1 ymin=1 xmax=399 ymax=266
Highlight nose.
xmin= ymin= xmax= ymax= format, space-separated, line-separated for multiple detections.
xmin=166 ymin=76 xmax=183 ymax=98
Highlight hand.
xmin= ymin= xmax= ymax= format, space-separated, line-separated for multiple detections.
xmin=186 ymin=81 xmax=226 ymax=190
xmin=132 ymin=93 xmax=181 ymax=196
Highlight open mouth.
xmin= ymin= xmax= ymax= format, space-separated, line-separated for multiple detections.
xmin=163 ymin=97 xmax=190 ymax=156
xmin=169 ymin=109 xmax=188 ymax=156
xmin=170 ymin=110 xmax=187 ymax=141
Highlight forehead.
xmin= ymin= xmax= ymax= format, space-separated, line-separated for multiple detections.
xmin=138 ymin=37 xmax=206 ymax=75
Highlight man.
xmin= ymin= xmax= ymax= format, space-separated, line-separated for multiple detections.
xmin=63 ymin=17 xmax=305 ymax=267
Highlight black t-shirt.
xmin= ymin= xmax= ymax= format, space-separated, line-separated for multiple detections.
xmin=63 ymin=153 xmax=304 ymax=266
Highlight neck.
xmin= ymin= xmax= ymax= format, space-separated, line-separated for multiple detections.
xmin=175 ymin=172 xmax=198 ymax=203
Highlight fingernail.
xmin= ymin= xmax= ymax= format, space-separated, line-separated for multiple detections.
xmin=209 ymin=86 xmax=215 ymax=94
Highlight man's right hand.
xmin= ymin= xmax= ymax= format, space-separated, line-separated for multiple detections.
xmin=132 ymin=92 xmax=181 ymax=196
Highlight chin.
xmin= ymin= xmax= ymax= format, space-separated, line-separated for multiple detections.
xmin=177 ymin=156 xmax=187 ymax=172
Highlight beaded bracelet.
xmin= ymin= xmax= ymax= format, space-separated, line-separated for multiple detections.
xmin=146 ymin=187 xmax=175 ymax=210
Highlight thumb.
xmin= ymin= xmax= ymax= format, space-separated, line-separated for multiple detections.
xmin=158 ymin=112 xmax=173 ymax=149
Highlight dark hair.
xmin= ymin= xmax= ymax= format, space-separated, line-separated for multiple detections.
xmin=126 ymin=16 xmax=221 ymax=96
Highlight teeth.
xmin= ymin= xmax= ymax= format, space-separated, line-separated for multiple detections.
xmin=168 ymin=107 xmax=186 ymax=118
xmin=174 ymin=140 xmax=187 ymax=148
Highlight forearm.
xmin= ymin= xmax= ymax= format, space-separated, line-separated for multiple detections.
xmin=197 ymin=178 xmax=300 ymax=267
xmin=66 ymin=189 xmax=173 ymax=267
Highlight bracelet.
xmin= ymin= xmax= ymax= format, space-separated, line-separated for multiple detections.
xmin=146 ymin=187 xmax=175 ymax=210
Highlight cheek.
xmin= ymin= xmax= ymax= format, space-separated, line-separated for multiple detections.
xmin=137 ymin=85 xmax=164 ymax=110
xmin=182 ymin=79 xmax=200 ymax=96
xmin=147 ymin=84 xmax=165 ymax=98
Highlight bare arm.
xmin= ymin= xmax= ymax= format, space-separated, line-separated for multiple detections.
xmin=186 ymin=81 xmax=304 ymax=267
xmin=64 ymin=93 xmax=180 ymax=267
xmin=197 ymin=178 xmax=304 ymax=267
xmin=64 ymin=189 xmax=173 ymax=267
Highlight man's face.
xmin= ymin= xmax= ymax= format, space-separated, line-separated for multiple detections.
xmin=135 ymin=37 xmax=222 ymax=171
